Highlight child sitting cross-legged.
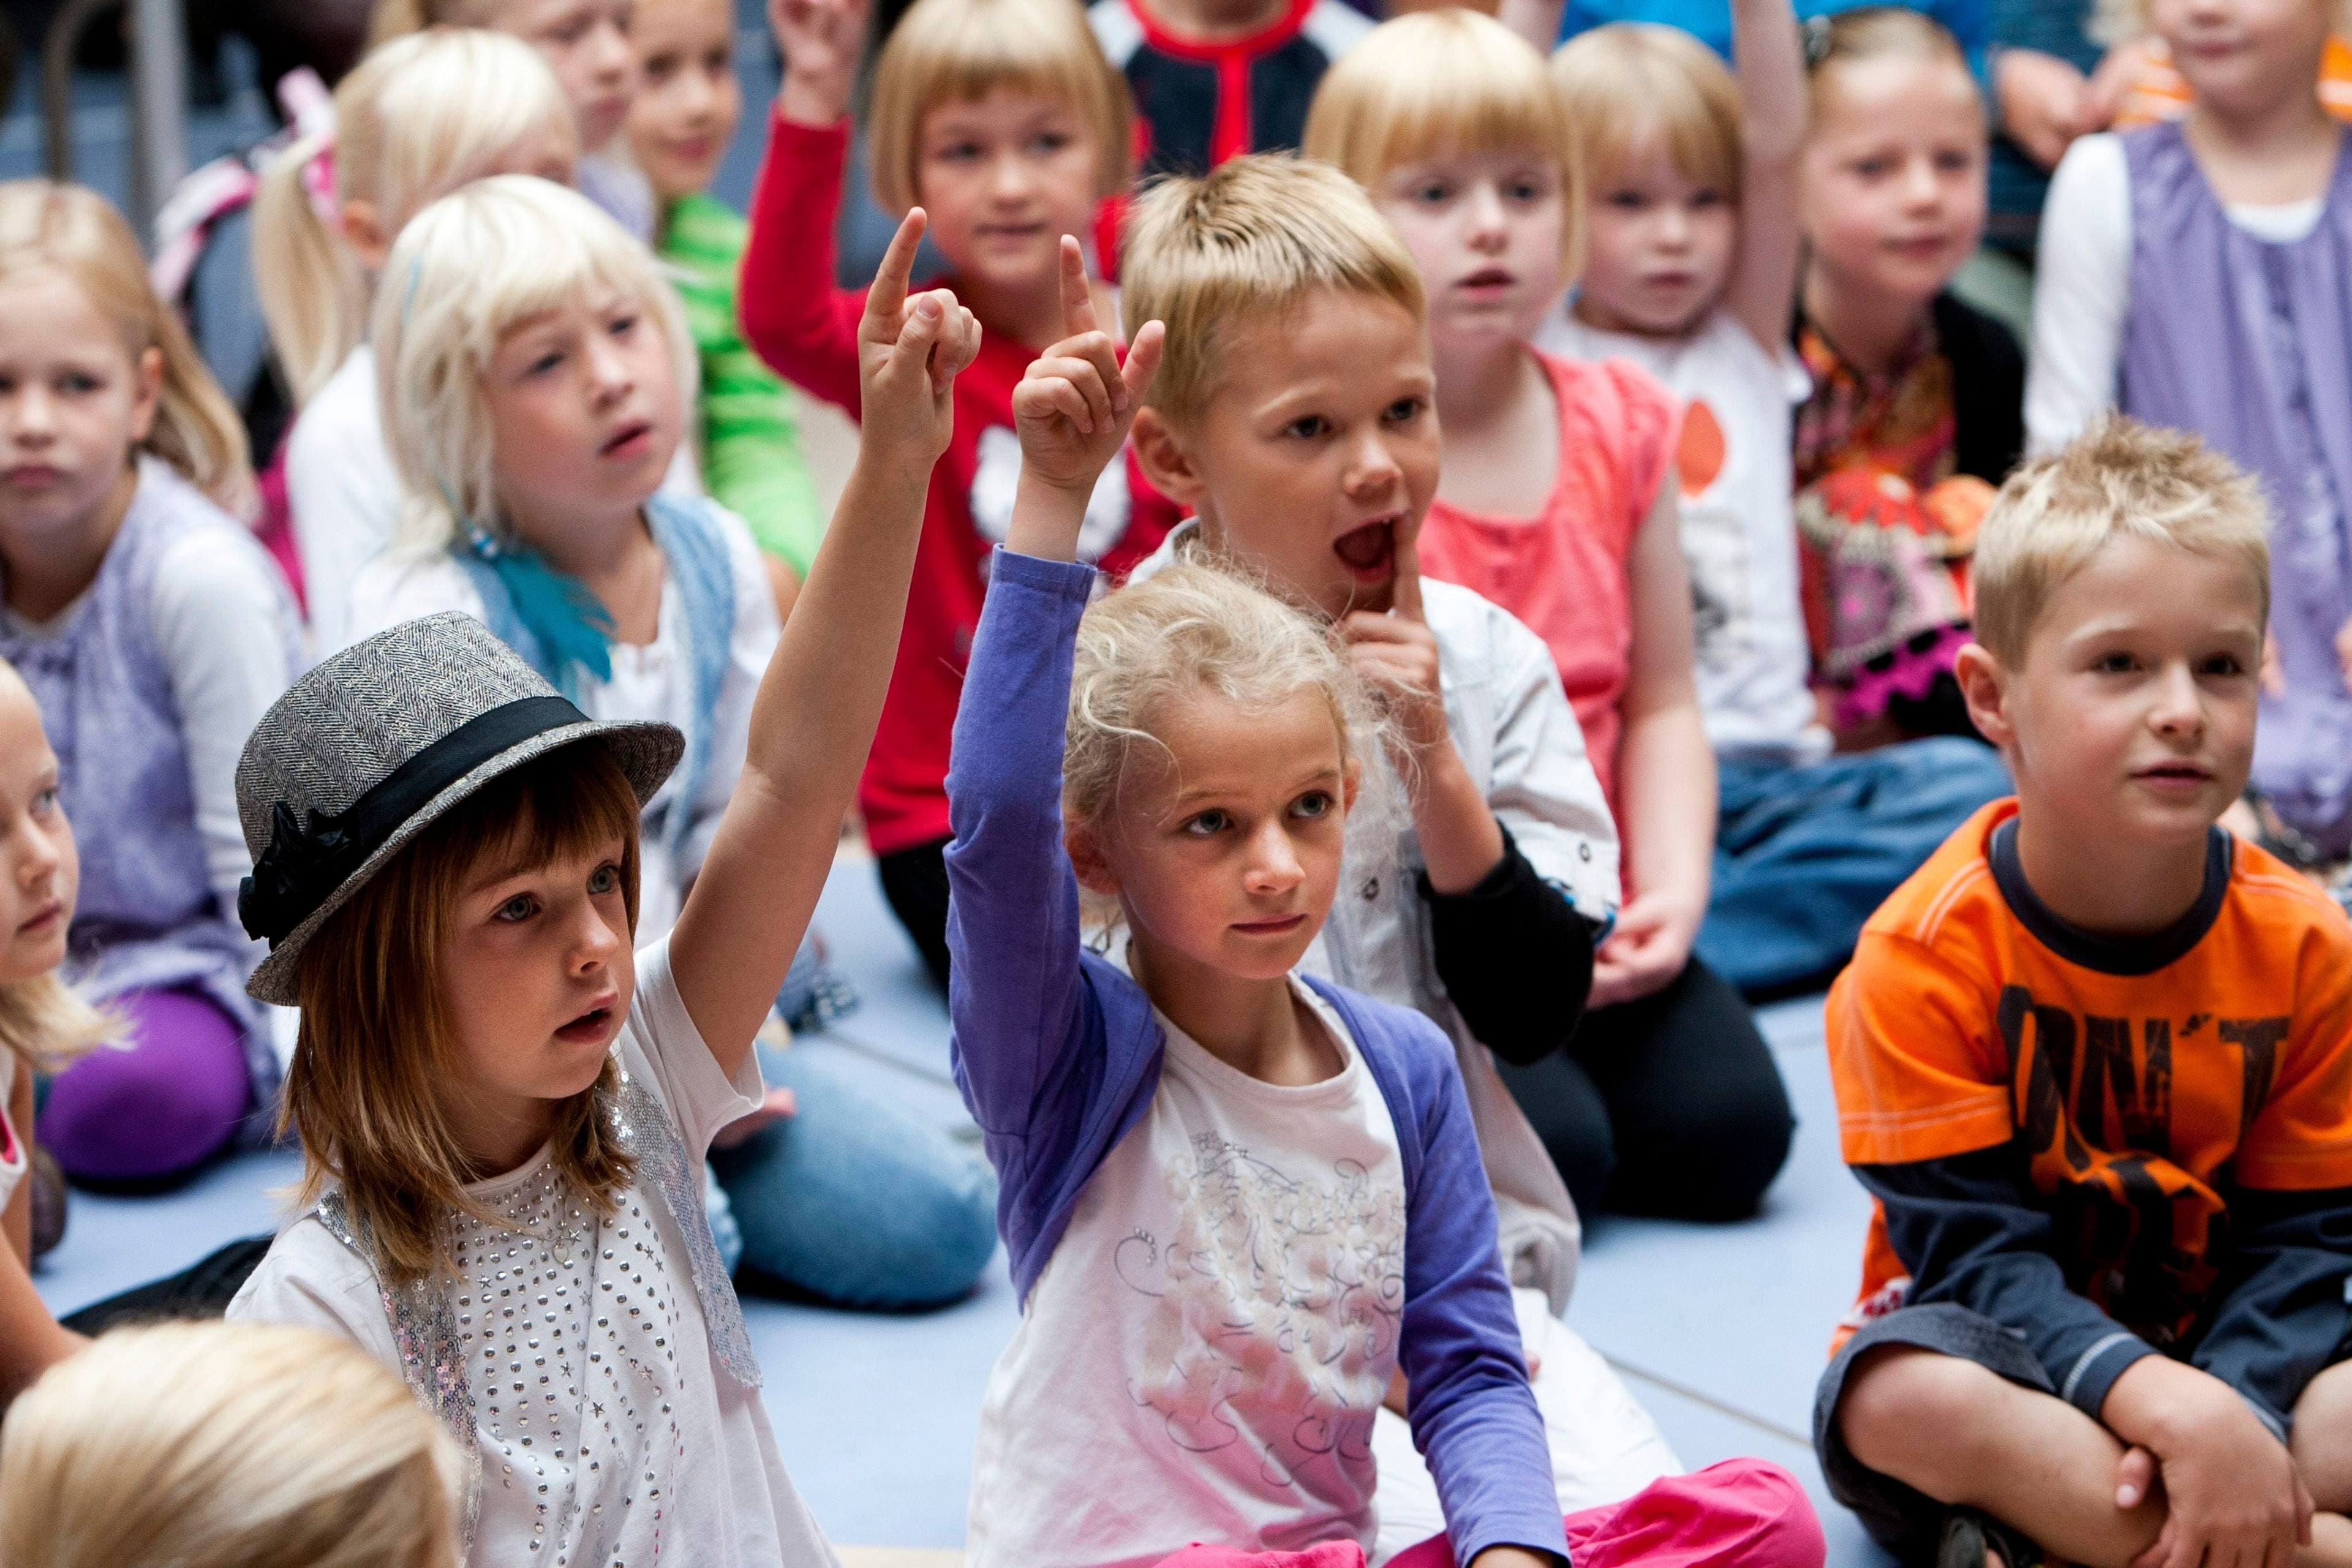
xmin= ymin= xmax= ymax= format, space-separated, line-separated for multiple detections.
xmin=1303 ymin=6 xmax=1796 ymax=1226
xmin=948 ymin=230 xmax=1817 ymax=1568
xmin=744 ymin=0 xmax=1180 ymax=990
xmin=1818 ymin=417 xmax=2352 ymax=1568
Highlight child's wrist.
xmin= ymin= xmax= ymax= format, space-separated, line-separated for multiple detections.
xmin=777 ymin=72 xmax=851 ymax=127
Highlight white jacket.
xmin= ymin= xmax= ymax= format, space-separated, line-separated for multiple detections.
xmin=1133 ymin=525 xmax=1623 ymax=1311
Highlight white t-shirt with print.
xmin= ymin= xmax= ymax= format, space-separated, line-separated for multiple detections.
xmin=1538 ymin=306 xmax=1826 ymax=764
xmin=966 ymin=978 xmax=1407 ymax=1568
xmin=229 ymin=938 xmax=837 ymax=1568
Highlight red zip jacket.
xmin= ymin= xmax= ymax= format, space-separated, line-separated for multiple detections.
xmin=740 ymin=113 xmax=1180 ymax=856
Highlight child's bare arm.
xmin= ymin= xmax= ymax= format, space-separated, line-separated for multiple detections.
xmin=1723 ymin=0 xmax=1806 ymax=354
xmin=1591 ymin=481 xmax=1712 ymax=1009
xmin=672 ymin=210 xmax=981 ymax=1072
xmin=770 ymin=0 xmax=867 ymax=126
xmin=1006 ymin=237 xmax=1164 ymax=562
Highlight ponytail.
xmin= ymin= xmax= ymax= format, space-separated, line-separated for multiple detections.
xmin=252 ymin=127 xmax=367 ymax=407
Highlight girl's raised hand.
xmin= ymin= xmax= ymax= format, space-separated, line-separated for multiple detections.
xmin=771 ymin=0 xmax=869 ymax=123
xmin=1011 ymin=236 xmax=1164 ymax=498
xmin=859 ymin=208 xmax=981 ymax=468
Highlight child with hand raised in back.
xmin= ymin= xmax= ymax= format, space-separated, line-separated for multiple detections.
xmin=1305 ymin=8 xmax=1795 ymax=1226
xmin=0 ymin=181 xmax=300 ymax=1188
xmin=2030 ymin=0 xmax=2352 ymax=873
xmin=349 ymin=176 xmax=1000 ymax=1312
xmin=1536 ymin=4 xmax=2010 ymax=997
xmin=744 ymin=0 xmax=1180 ymax=990
xmin=227 ymin=205 xmax=979 ymax=1566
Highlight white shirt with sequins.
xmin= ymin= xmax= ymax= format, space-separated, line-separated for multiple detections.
xmin=229 ymin=938 xmax=839 ymax=1568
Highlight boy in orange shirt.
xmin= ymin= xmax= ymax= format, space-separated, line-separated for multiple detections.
xmin=1815 ymin=418 xmax=2352 ymax=1568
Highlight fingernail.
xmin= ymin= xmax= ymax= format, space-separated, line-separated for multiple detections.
xmin=918 ymin=296 xmax=941 ymax=318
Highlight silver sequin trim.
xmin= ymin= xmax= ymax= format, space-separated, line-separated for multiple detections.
xmin=612 ymin=1067 xmax=761 ymax=1390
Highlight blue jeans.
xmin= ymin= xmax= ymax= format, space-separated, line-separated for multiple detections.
xmin=1695 ymin=738 xmax=2011 ymax=996
xmin=709 ymin=1044 xmax=1000 ymax=1310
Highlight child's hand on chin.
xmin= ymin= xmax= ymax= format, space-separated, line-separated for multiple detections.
xmin=858 ymin=208 xmax=982 ymax=468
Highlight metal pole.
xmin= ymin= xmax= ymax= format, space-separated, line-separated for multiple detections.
xmin=126 ymin=0 xmax=188 ymax=249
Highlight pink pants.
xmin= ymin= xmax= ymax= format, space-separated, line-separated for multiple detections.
xmin=1153 ymin=1460 xmax=1825 ymax=1568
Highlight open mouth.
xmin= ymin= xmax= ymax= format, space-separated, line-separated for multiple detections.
xmin=1458 ymin=267 xmax=1515 ymax=290
xmin=600 ymin=420 xmax=654 ymax=459
xmin=555 ymin=1000 xmax=617 ymax=1043
xmin=1333 ymin=517 xmax=1398 ymax=584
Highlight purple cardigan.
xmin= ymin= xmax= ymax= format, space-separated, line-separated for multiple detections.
xmin=943 ymin=549 xmax=1567 ymax=1567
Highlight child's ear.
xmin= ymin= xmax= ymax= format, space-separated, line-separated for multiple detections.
xmin=1129 ymin=407 xmax=1208 ymax=510
xmin=339 ymin=200 xmax=393 ymax=271
xmin=1954 ymin=642 xmax=2014 ymax=753
xmin=126 ymin=346 xmax=163 ymax=445
xmin=1066 ymin=820 xmax=1121 ymax=897
xmin=1340 ymin=755 xmax=1361 ymax=815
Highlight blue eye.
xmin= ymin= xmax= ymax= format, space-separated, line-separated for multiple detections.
xmin=1292 ymin=791 xmax=1333 ymax=820
xmin=1384 ymin=397 xmax=1425 ymax=424
xmin=1285 ymin=415 xmax=1330 ymax=440
xmin=1183 ymin=809 xmax=1232 ymax=837
xmin=495 ymin=894 xmax=540 ymax=923
xmin=59 ymin=372 xmax=100 ymax=394
xmin=589 ymin=863 xmax=621 ymax=895
xmin=29 ymin=787 xmax=56 ymax=816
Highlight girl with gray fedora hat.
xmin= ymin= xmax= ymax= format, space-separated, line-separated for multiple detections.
xmin=222 ymin=207 xmax=980 ymax=1566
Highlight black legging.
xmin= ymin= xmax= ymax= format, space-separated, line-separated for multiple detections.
xmin=1497 ymin=958 xmax=1795 ymax=1221
xmin=876 ymin=836 xmax=954 ymax=993
xmin=59 ymin=1234 xmax=273 ymax=1335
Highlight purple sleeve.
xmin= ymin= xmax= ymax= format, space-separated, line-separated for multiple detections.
xmin=1399 ymin=1033 xmax=1572 ymax=1565
xmin=943 ymin=550 xmax=1101 ymax=1183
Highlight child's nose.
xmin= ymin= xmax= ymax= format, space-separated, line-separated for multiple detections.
xmin=1344 ymin=431 xmax=1403 ymax=496
xmin=1466 ymin=184 xmax=1508 ymax=243
xmin=1243 ymin=823 xmax=1305 ymax=892
xmin=2150 ymin=665 xmax=2207 ymax=733
xmin=592 ymin=21 xmax=634 ymax=81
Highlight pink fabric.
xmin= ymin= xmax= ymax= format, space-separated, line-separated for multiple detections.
xmin=1414 ymin=351 xmax=1679 ymax=816
xmin=1149 ymin=1460 xmax=1824 ymax=1568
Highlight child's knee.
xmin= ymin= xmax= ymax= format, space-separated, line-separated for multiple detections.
xmin=1835 ymin=1344 xmax=2008 ymax=1483
xmin=2291 ymin=1361 xmax=2352 ymax=1509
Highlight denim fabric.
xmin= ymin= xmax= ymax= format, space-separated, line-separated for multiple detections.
xmin=709 ymin=1042 xmax=1000 ymax=1310
xmin=1695 ymin=739 xmax=2011 ymax=996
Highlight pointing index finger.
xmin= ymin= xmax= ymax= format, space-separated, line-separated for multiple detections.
xmin=865 ymin=207 xmax=927 ymax=330
xmin=1057 ymin=235 xmax=1096 ymax=339
xmin=1390 ymin=517 xmax=1425 ymax=624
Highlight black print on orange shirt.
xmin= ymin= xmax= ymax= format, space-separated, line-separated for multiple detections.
xmin=1999 ymin=986 xmax=2289 ymax=1347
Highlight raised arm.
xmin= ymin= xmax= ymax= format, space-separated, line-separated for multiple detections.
xmin=1724 ymin=0 xmax=1806 ymax=352
xmin=739 ymin=0 xmax=875 ymax=413
xmin=671 ymin=210 xmax=981 ymax=1071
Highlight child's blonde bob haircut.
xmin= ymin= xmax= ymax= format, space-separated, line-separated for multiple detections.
xmin=253 ymin=28 xmax=577 ymax=405
xmin=0 ymin=181 xmax=254 ymax=518
xmin=1121 ymin=154 xmax=1426 ymax=427
xmin=372 ymin=175 xmax=695 ymax=558
xmin=0 ymin=1320 xmax=464 ymax=1568
xmin=1972 ymin=417 xmax=2271 ymax=668
xmin=1067 ymin=555 xmax=1382 ymax=834
xmin=1302 ymin=9 xmax=1572 ymax=223
xmin=869 ymin=0 xmax=1134 ymax=216
xmin=1551 ymin=23 xmax=1743 ymax=206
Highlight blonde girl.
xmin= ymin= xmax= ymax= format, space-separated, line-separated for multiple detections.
xmin=1790 ymin=7 xmax=2022 ymax=747
xmin=255 ymin=26 xmax=578 ymax=650
xmin=344 ymin=173 xmax=998 ymax=1310
xmin=1537 ymin=11 xmax=2010 ymax=998
xmin=0 ymin=1321 xmax=461 ymax=1568
xmin=2030 ymin=0 xmax=2352 ymax=869
xmin=224 ymin=202 xmax=980 ymax=1564
xmin=747 ymin=0 xmax=1182 ymax=991
xmin=368 ymin=0 xmax=654 ymax=238
xmin=0 ymin=181 xmax=300 ymax=1188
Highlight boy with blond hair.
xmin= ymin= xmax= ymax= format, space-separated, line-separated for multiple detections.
xmin=1817 ymin=418 xmax=2352 ymax=1568
xmin=1119 ymin=153 xmax=1825 ymax=1568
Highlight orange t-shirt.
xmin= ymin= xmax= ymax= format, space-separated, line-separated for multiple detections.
xmin=1415 ymin=351 xmax=1678 ymax=821
xmin=1826 ymin=800 xmax=2352 ymax=1353
xmin=2111 ymin=36 xmax=2352 ymax=130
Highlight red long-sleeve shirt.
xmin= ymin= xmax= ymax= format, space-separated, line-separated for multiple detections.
xmin=741 ymin=113 xmax=1180 ymax=856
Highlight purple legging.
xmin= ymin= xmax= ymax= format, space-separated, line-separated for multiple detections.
xmin=39 ymin=987 xmax=251 ymax=1183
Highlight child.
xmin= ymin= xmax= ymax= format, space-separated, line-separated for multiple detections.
xmin=1816 ymin=418 xmax=2352 ymax=1568
xmin=368 ymin=0 xmax=654 ymax=239
xmin=950 ymin=244 xmax=1812 ymax=1568
xmin=349 ymin=175 xmax=998 ymax=1311
xmin=0 ymin=180 xmax=300 ymax=1187
xmin=1305 ymin=8 xmax=1794 ymax=1224
xmin=0 ymin=658 xmax=100 ymax=1395
xmin=2028 ymin=0 xmax=2352 ymax=867
xmin=628 ymin=0 xmax=825 ymax=602
xmin=1540 ymin=12 xmax=2010 ymax=996
xmin=257 ymin=26 xmax=579 ymax=651
xmin=744 ymin=0 xmax=1180 ymax=989
xmin=0 ymin=1321 xmax=463 ymax=1568
xmin=1115 ymin=158 xmax=1822 ymax=1564
xmin=1085 ymin=0 xmax=1371 ymax=180
xmin=227 ymin=203 xmax=979 ymax=1564
xmin=1793 ymin=7 xmax=2022 ymax=748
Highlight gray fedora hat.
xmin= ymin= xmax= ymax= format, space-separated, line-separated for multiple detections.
xmin=235 ymin=612 xmax=684 ymax=1006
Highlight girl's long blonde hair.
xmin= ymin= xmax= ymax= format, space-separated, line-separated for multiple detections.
xmin=0 ymin=659 xmax=111 ymax=1077
xmin=0 ymin=1321 xmax=464 ymax=1568
xmin=251 ymin=28 xmax=576 ymax=407
xmin=0 ymin=183 xmax=254 ymax=518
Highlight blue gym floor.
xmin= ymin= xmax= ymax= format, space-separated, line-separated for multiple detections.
xmin=33 ymin=848 xmax=1898 ymax=1566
